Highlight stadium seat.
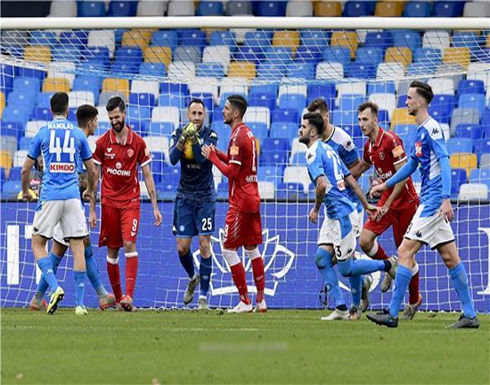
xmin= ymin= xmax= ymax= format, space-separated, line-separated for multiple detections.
xmin=287 ymin=63 xmax=316 ymax=79
xmin=443 ymin=47 xmax=470 ymax=70
xmin=7 ymin=90 xmax=36 ymax=108
xmin=307 ymin=83 xmax=336 ymax=105
xmin=137 ymin=0 xmax=166 ymax=16
xmin=167 ymin=0 xmax=195 ymax=16
xmin=463 ymin=1 xmax=490 ymax=17
xmin=450 ymin=153 xmax=478 ymax=179
xmin=260 ymin=147 xmax=289 ymax=166
xmin=286 ymin=0 xmax=313 ymax=17
xmin=244 ymin=106 xmax=270 ymax=127
xmin=356 ymin=47 xmax=383 ymax=67
xmin=24 ymin=46 xmax=51 ymax=64
xmin=331 ymin=110 xmax=357 ymax=126
xmin=290 ymin=152 xmax=308 ymax=166
xmin=390 ymin=108 xmax=416 ymax=130
xmin=393 ymin=124 xmax=418 ymax=143
xmin=226 ymin=0 xmax=252 ymax=15
xmin=447 ymin=138 xmax=473 ymax=155
xmin=458 ymin=94 xmax=486 ymax=115
xmin=314 ymin=1 xmax=342 ymax=16
xmin=331 ymin=31 xmax=358 ymax=59
xmin=174 ymin=46 xmax=201 ymax=64
xmin=294 ymin=47 xmax=322 ymax=66
xmin=147 ymin=122 xmax=174 ymax=137
xmin=323 ymin=47 xmax=351 ymax=66
xmin=12 ymin=150 xmax=27 ymax=168
xmin=470 ymin=168 xmax=490 ymax=192
xmin=101 ymin=78 xmax=130 ymax=100
xmin=41 ymin=77 xmax=69 ymax=93
xmin=0 ymin=121 xmax=22 ymax=142
xmin=269 ymin=122 xmax=298 ymax=141
xmin=316 ymin=62 xmax=344 ymax=81
xmin=385 ymin=47 xmax=412 ymax=68
xmin=178 ymin=30 xmax=206 ymax=49
xmin=108 ymin=1 xmax=137 ymax=17
xmin=68 ymin=91 xmax=95 ymax=108
xmin=122 ymin=30 xmax=152 ymax=50
xmin=283 ymin=166 xmax=310 ymax=192
xmin=151 ymin=106 xmax=180 ymax=128
xmin=364 ymin=31 xmax=393 ymax=52
xmin=450 ymin=108 xmax=480 ymax=136
xmin=196 ymin=1 xmax=223 ymax=16
xmin=258 ymin=63 xmax=285 ymax=80
xmin=256 ymin=1 xmax=287 ymax=17
xmin=130 ymin=80 xmax=159 ymax=99
xmin=209 ymin=31 xmax=237 ymax=52
xmin=0 ymin=150 xmax=13 ymax=170
xmin=403 ymin=1 xmax=431 ymax=17
xmin=346 ymin=62 xmax=376 ymax=79
xmin=367 ymin=81 xmax=396 ymax=95
xmin=31 ymin=107 xmax=51 ymax=121
xmin=428 ymin=78 xmax=454 ymax=95
xmin=18 ymin=137 xmax=32 ymax=151
xmin=272 ymin=31 xmax=300 ymax=54
xmin=2 ymin=106 xmax=31 ymax=126
xmin=392 ymin=30 xmax=422 ymax=51
xmin=450 ymin=168 xmax=468 ymax=198
xmin=369 ymin=93 xmax=396 ymax=119
xmin=423 ymin=31 xmax=450 ymax=51
xmin=429 ymin=94 xmax=455 ymax=124
xmin=278 ymin=94 xmax=307 ymax=110
xmin=257 ymin=165 xmax=281 ymax=184
xmin=49 ymin=0 xmax=77 ymax=17
xmin=458 ymin=79 xmax=485 ymax=96
xmin=2 ymin=180 xmax=21 ymax=200
xmin=139 ymin=62 xmax=166 ymax=77
xmin=375 ymin=1 xmax=403 ymax=17
xmin=143 ymin=46 xmax=172 ymax=67
xmin=343 ymin=1 xmax=372 ymax=17
xmin=151 ymin=31 xmax=178 ymax=51
xmin=458 ymin=183 xmax=488 ymax=201
xmin=433 ymin=1 xmax=464 ymax=17
xmin=247 ymin=123 xmax=268 ymax=140
xmin=30 ymin=31 xmax=57 ymax=48
xmin=167 ymin=62 xmax=196 ymax=80
xmin=129 ymin=93 xmax=156 ymax=109
xmin=78 ymin=1 xmax=106 ymax=17
xmin=202 ymin=46 xmax=231 ymax=72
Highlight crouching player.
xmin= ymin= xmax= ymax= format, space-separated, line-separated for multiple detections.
xmin=30 ymin=105 xmax=115 ymax=313
xmin=299 ymin=113 xmax=397 ymax=321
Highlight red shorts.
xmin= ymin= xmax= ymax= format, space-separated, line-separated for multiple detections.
xmin=364 ymin=203 xmax=418 ymax=247
xmin=99 ymin=204 xmax=141 ymax=249
xmin=223 ymin=208 xmax=262 ymax=249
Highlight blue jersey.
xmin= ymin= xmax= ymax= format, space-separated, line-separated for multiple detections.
xmin=169 ymin=125 xmax=218 ymax=200
xmin=411 ymin=116 xmax=449 ymax=217
xmin=27 ymin=117 xmax=92 ymax=202
xmin=325 ymin=126 xmax=361 ymax=211
xmin=306 ymin=140 xmax=356 ymax=219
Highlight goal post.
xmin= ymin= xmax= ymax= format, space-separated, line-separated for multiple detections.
xmin=1 ymin=17 xmax=489 ymax=313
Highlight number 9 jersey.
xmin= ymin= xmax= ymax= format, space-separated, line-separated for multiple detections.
xmin=27 ymin=117 xmax=92 ymax=202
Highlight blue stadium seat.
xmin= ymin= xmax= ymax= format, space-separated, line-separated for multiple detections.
xmin=323 ymin=47 xmax=351 ymax=65
xmin=78 ymin=1 xmax=106 ymax=17
xmin=178 ymin=30 xmax=207 ymax=50
xmin=216 ymin=180 xmax=229 ymax=200
xmin=458 ymin=80 xmax=485 ymax=95
xmin=235 ymin=45 xmax=264 ymax=64
xmin=211 ymin=122 xmax=230 ymax=143
xmin=397 ymin=94 xmax=408 ymax=108
xmin=413 ymin=48 xmax=442 ymax=68
xmin=339 ymin=95 xmax=365 ymax=112
xmin=18 ymin=137 xmax=32 ymax=151
xmin=32 ymin=107 xmax=51 ymax=121
xmin=403 ymin=1 xmax=431 ymax=17
xmin=196 ymin=63 xmax=225 ymax=78
xmin=450 ymin=168 xmax=467 ymax=198
xmin=447 ymin=138 xmax=473 ymax=155
xmin=287 ymin=63 xmax=316 ymax=79
xmin=2 ymin=106 xmax=31 ymax=126
xmin=260 ymin=149 xmax=289 ymax=166
xmin=484 ymin=124 xmax=490 ymax=139
xmin=210 ymin=31 xmax=237 ymax=52
xmin=147 ymin=122 xmax=174 ymax=137
xmin=247 ymin=122 xmax=269 ymax=139
xmin=469 ymin=169 xmax=490 ymax=192
xmin=265 ymin=46 xmax=293 ymax=68
xmin=197 ymin=1 xmax=224 ymax=16
xmin=13 ymin=77 xmax=41 ymax=95
xmin=429 ymin=94 xmax=455 ymax=124
xmin=307 ymin=84 xmax=336 ymax=107
xmin=346 ymin=62 xmax=376 ymax=78
xmin=59 ymin=30 xmax=88 ymax=48
xmin=331 ymin=110 xmax=357 ymax=125
xmin=454 ymin=124 xmax=484 ymax=141
xmin=343 ymin=1 xmax=372 ymax=17
xmin=108 ymin=1 xmax=137 ymax=17
xmin=276 ymin=182 xmax=308 ymax=200
xmin=300 ymin=29 xmax=330 ymax=49
xmin=393 ymin=124 xmax=418 ymax=144
xmin=453 ymin=31 xmax=486 ymax=59
xmin=257 ymin=166 xmax=281 ymax=184
xmin=160 ymin=82 xmax=188 ymax=96
xmin=174 ymin=45 xmax=202 ymax=64
xmin=294 ymin=47 xmax=322 ymax=64
xmin=115 ymin=46 xmax=143 ymax=64
xmin=248 ymin=94 xmax=276 ymax=111
xmin=261 ymin=137 xmax=290 ymax=153
xmin=150 ymin=152 xmax=165 ymax=183
xmin=392 ymin=30 xmax=422 ymax=51
xmin=338 ymin=124 xmax=362 ymax=140
xmin=355 ymin=47 xmax=383 ymax=66
xmin=269 ymin=122 xmax=298 ymax=140
xmin=473 ymin=139 xmax=490 ymax=162
xmin=7 ymin=90 xmax=37 ymax=108
xmin=278 ymin=94 xmax=307 ymax=110
xmin=128 ymin=121 xmax=148 ymax=136
xmin=189 ymin=93 xmax=214 ymax=112
xmin=377 ymin=110 xmax=390 ymax=130
xmin=257 ymin=63 xmax=285 ymax=80
xmin=458 ymin=94 xmax=486 ymax=115
xmin=96 ymin=122 xmax=110 ymax=136
xmin=481 ymin=109 xmax=490 ymax=129
xmin=129 ymin=93 xmax=156 ymax=108
xmin=407 ymin=64 xmax=435 ymax=77
xmin=433 ymin=1 xmax=464 ymax=17
xmin=0 ymin=121 xmax=23 ymax=140
xmin=30 ymin=31 xmax=57 ymax=47
xmin=139 ymin=63 xmax=166 ymax=77
xmin=151 ymin=30 xmax=178 ymax=50
xmin=78 ymin=61 xmax=106 ymax=74
xmin=157 ymin=181 xmax=179 ymax=200
xmin=2 ymin=181 xmax=21 ymax=200
xmin=72 ymin=76 xmax=102 ymax=103
xmin=8 ymin=166 xmax=22 ymax=181
xmin=367 ymin=81 xmax=396 ymax=95
xmin=272 ymin=109 xmax=299 ymax=124
xmin=244 ymin=31 xmax=273 ymax=49
xmin=36 ymin=92 xmax=53 ymax=108
xmin=82 ymin=46 xmax=110 ymax=64
xmin=364 ymin=31 xmax=393 ymax=52
xmin=110 ymin=62 xmax=139 ymax=75
xmin=291 ymin=152 xmax=307 ymax=166
xmin=256 ymin=1 xmax=286 ymax=16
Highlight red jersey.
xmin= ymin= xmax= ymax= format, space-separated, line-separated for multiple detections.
xmin=227 ymin=123 xmax=260 ymax=213
xmin=363 ymin=128 xmax=418 ymax=210
xmin=93 ymin=127 xmax=151 ymax=208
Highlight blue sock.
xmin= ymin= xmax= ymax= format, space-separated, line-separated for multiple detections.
xmin=199 ymin=256 xmax=212 ymax=297
xmin=449 ymin=263 xmax=476 ymax=319
xmin=84 ymin=245 xmax=107 ymax=298
xmin=315 ymin=248 xmax=346 ymax=308
xmin=179 ymin=250 xmax=195 ymax=278
xmin=388 ymin=265 xmax=412 ymax=318
xmin=35 ymin=252 xmax=63 ymax=296
xmin=338 ymin=258 xmax=386 ymax=276
xmin=73 ymin=270 xmax=87 ymax=307
xmin=349 ymin=275 xmax=362 ymax=307
xmin=37 ymin=256 xmax=59 ymax=291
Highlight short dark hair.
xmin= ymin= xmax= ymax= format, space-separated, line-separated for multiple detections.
xmin=76 ymin=104 xmax=98 ymax=128
xmin=410 ymin=80 xmax=434 ymax=104
xmin=227 ymin=94 xmax=247 ymax=117
xmin=358 ymin=101 xmax=379 ymax=117
xmin=303 ymin=112 xmax=325 ymax=137
xmin=106 ymin=96 xmax=126 ymax=112
xmin=50 ymin=92 xmax=69 ymax=114
xmin=307 ymin=98 xmax=329 ymax=114
xmin=188 ymin=99 xmax=205 ymax=110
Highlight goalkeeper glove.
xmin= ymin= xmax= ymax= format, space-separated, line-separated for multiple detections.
xmin=183 ymin=122 xmax=199 ymax=144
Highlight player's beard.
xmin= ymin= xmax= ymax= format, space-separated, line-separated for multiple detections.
xmin=112 ymin=120 xmax=124 ymax=132
xmin=407 ymin=107 xmax=417 ymax=116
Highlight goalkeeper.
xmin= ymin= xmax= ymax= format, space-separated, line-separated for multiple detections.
xmin=169 ymin=99 xmax=218 ymax=310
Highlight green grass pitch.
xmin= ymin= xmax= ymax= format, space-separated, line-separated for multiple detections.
xmin=2 ymin=309 xmax=489 ymax=385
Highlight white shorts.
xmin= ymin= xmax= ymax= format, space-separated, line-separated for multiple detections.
xmin=318 ymin=210 xmax=358 ymax=261
xmin=405 ymin=204 xmax=455 ymax=250
xmin=33 ymin=199 xmax=88 ymax=241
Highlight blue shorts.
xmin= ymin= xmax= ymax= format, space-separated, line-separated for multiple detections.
xmin=173 ymin=197 xmax=215 ymax=237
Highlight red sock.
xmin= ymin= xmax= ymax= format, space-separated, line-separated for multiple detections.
xmin=125 ymin=254 xmax=139 ymax=299
xmin=107 ymin=261 xmax=123 ymax=302
xmin=230 ymin=263 xmax=250 ymax=304
xmin=251 ymin=258 xmax=265 ymax=303
xmin=373 ymin=244 xmax=389 ymax=260
xmin=408 ymin=271 xmax=420 ymax=305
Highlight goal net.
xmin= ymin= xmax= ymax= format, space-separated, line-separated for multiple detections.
xmin=1 ymin=17 xmax=489 ymax=313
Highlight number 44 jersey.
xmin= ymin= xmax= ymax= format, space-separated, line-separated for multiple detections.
xmin=27 ymin=117 xmax=93 ymax=202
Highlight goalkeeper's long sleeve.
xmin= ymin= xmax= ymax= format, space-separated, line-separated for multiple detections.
xmin=386 ymin=157 xmax=418 ymax=189
xmin=208 ymin=150 xmax=239 ymax=180
xmin=169 ymin=144 xmax=182 ymax=165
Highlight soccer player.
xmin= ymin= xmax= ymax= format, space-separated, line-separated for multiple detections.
xmin=29 ymin=104 xmax=115 ymax=313
xmin=90 ymin=96 xmax=162 ymax=311
xmin=169 ymin=99 xmax=218 ymax=310
xmin=306 ymin=98 xmax=372 ymax=319
xmin=299 ymin=113 xmax=397 ymax=321
xmin=368 ymin=81 xmax=479 ymax=328
xmin=201 ymin=95 xmax=266 ymax=314
xmin=21 ymin=92 xmax=97 ymax=315
xmin=354 ymin=101 xmax=422 ymax=319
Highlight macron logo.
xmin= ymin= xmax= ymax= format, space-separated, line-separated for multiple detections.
xmin=107 ymin=167 xmax=131 ymax=177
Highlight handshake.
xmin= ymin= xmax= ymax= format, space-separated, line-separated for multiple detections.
xmin=178 ymin=122 xmax=199 ymax=146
